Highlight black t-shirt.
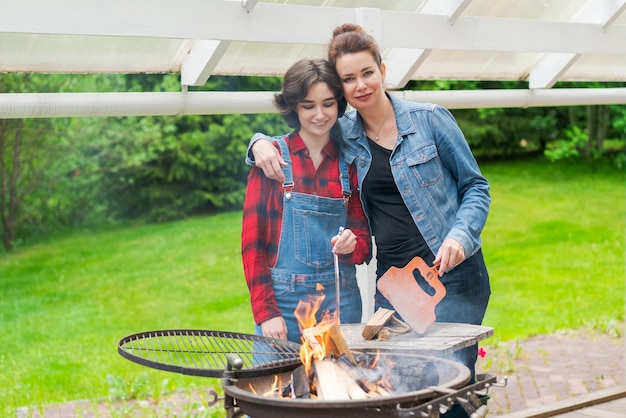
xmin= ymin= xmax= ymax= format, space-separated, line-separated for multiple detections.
xmin=362 ymin=138 xmax=431 ymax=267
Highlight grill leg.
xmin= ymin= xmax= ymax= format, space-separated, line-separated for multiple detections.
xmin=223 ymin=391 xmax=246 ymax=418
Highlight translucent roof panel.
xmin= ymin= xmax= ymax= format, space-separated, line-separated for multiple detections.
xmin=462 ymin=0 xmax=591 ymax=21
xmin=0 ymin=0 xmax=624 ymax=88
xmin=563 ymin=54 xmax=626 ymax=82
xmin=0 ymin=33 xmax=189 ymax=74
xmin=395 ymin=50 xmax=539 ymax=82
xmin=213 ymin=42 xmax=326 ymax=77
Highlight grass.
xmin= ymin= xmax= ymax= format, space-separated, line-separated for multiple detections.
xmin=480 ymin=158 xmax=625 ymax=340
xmin=1 ymin=212 xmax=251 ymax=417
xmin=0 ymin=157 xmax=624 ymax=416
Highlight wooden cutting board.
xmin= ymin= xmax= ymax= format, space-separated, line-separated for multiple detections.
xmin=376 ymin=256 xmax=446 ymax=334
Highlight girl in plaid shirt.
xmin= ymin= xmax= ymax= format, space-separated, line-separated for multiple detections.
xmin=241 ymin=58 xmax=371 ymax=343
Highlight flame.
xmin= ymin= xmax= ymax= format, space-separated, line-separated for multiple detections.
xmin=369 ymin=350 xmax=381 ymax=368
xmin=370 ymin=354 xmax=396 ymax=392
xmin=258 ymin=291 xmax=404 ymax=400
xmin=262 ymin=375 xmax=282 ymax=397
xmin=294 ymin=283 xmax=333 ymax=375
xmin=381 ymin=373 xmax=393 ymax=392
xmin=251 ymin=375 xmax=286 ymax=397
xmin=294 ymin=283 xmax=326 ymax=331
xmin=380 ymin=357 xmax=395 ymax=391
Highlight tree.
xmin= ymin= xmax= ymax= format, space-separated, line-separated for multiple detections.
xmin=0 ymin=116 xmax=74 ymax=251
xmin=543 ymin=82 xmax=626 ymax=162
xmin=0 ymin=74 xmax=75 ymax=251
xmin=586 ymin=104 xmax=610 ymax=158
xmin=0 ymin=73 xmax=112 ymax=251
xmin=85 ymin=74 xmax=287 ymax=222
xmin=407 ymin=79 xmax=625 ymax=162
xmin=0 ymin=72 xmax=290 ymax=249
xmin=0 ymin=118 xmax=23 ymax=251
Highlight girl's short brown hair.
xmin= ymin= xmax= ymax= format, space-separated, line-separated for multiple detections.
xmin=274 ymin=58 xmax=347 ymax=129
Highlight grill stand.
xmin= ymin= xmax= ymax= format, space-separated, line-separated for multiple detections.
xmin=222 ymin=354 xmax=246 ymax=418
xmin=393 ymin=375 xmax=507 ymax=417
xmin=216 ymin=354 xmax=506 ymax=418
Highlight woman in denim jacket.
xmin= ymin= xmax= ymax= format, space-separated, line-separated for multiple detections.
xmin=248 ymin=24 xmax=491 ymax=410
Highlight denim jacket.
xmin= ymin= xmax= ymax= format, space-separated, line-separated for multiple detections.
xmin=339 ymin=94 xmax=490 ymax=258
xmin=247 ymin=94 xmax=490 ymax=258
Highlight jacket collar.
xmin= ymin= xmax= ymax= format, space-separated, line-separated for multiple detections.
xmin=343 ymin=93 xmax=417 ymax=142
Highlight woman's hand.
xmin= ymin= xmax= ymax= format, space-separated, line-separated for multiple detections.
xmin=331 ymin=228 xmax=357 ymax=255
xmin=433 ymin=238 xmax=465 ymax=276
xmin=261 ymin=316 xmax=288 ymax=341
xmin=252 ymin=139 xmax=288 ymax=182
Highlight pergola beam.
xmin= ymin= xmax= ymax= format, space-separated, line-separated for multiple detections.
xmin=1 ymin=0 xmax=624 ymax=119
xmin=241 ymin=0 xmax=259 ymax=10
xmin=384 ymin=0 xmax=471 ymax=89
xmin=181 ymin=40 xmax=230 ymax=87
xmin=420 ymin=0 xmax=472 ymax=23
xmin=1 ymin=88 xmax=625 ymax=119
xmin=2 ymin=0 xmax=624 ymax=55
xmin=529 ymin=0 xmax=626 ymax=89
xmin=383 ymin=48 xmax=431 ymax=90
xmin=529 ymin=54 xmax=580 ymax=90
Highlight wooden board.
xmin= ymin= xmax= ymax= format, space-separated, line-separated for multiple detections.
xmin=341 ymin=322 xmax=494 ymax=355
xmin=361 ymin=307 xmax=396 ymax=340
xmin=497 ymin=385 xmax=626 ymax=418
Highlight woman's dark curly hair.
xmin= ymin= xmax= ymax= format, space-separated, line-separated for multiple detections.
xmin=273 ymin=58 xmax=347 ymax=130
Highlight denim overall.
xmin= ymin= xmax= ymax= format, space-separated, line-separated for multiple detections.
xmin=255 ymin=137 xmax=362 ymax=344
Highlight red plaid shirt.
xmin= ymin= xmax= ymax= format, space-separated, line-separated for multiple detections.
xmin=241 ymin=132 xmax=371 ymax=325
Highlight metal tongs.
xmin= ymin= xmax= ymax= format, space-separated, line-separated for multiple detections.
xmin=333 ymin=226 xmax=344 ymax=321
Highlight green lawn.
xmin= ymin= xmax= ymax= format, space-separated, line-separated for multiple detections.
xmin=480 ymin=158 xmax=624 ymax=340
xmin=0 ymin=157 xmax=624 ymax=416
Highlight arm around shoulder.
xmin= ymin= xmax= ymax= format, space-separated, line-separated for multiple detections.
xmin=245 ymin=133 xmax=288 ymax=182
xmin=245 ymin=132 xmax=272 ymax=166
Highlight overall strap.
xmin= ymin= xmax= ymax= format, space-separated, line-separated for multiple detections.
xmin=272 ymin=136 xmax=294 ymax=195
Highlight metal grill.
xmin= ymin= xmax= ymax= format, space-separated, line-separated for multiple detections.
xmin=118 ymin=329 xmax=302 ymax=378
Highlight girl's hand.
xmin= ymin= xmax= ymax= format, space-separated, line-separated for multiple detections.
xmin=331 ymin=228 xmax=357 ymax=255
xmin=261 ymin=316 xmax=288 ymax=341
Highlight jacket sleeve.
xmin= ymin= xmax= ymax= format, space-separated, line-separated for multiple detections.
xmin=245 ymin=132 xmax=271 ymax=167
xmin=431 ymin=106 xmax=491 ymax=257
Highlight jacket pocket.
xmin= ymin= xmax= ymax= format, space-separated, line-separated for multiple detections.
xmin=406 ymin=144 xmax=443 ymax=186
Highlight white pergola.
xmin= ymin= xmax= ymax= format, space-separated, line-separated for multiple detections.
xmin=1 ymin=0 xmax=626 ymax=119
xmin=2 ymin=0 xmax=625 ymax=319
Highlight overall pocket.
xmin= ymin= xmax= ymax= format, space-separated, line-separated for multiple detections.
xmin=292 ymin=208 xmax=341 ymax=269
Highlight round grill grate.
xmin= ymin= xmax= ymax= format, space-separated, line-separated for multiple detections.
xmin=118 ymin=329 xmax=302 ymax=378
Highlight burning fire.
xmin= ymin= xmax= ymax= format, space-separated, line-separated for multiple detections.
xmin=294 ymin=283 xmax=341 ymax=375
xmin=294 ymin=283 xmax=329 ymax=331
xmin=248 ymin=284 xmax=439 ymax=401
